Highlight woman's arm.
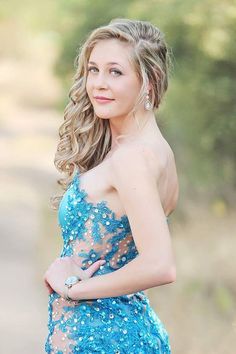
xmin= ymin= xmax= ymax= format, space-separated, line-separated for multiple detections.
xmin=68 ymin=145 xmax=176 ymax=301
xmin=69 ymin=254 xmax=175 ymax=300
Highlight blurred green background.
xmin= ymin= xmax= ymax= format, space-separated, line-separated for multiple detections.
xmin=0 ymin=0 xmax=235 ymax=353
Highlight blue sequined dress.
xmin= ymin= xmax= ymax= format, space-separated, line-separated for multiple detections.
xmin=45 ymin=170 xmax=172 ymax=353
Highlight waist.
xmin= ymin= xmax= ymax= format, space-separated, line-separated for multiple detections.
xmin=50 ymin=289 xmax=149 ymax=307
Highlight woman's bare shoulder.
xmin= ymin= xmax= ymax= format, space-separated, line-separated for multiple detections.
xmin=110 ymin=140 xmax=166 ymax=164
xmin=108 ymin=141 xmax=166 ymax=185
xmin=110 ymin=142 xmax=157 ymax=171
xmin=108 ymin=138 xmax=179 ymax=215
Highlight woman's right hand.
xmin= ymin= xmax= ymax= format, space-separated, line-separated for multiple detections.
xmin=79 ymin=258 xmax=107 ymax=280
xmin=43 ymin=256 xmax=106 ymax=295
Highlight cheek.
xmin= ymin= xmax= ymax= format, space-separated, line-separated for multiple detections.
xmin=117 ymin=80 xmax=140 ymax=103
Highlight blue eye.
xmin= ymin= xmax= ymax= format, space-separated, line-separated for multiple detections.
xmin=88 ymin=66 xmax=98 ymax=73
xmin=88 ymin=66 xmax=122 ymax=76
xmin=111 ymin=69 xmax=122 ymax=76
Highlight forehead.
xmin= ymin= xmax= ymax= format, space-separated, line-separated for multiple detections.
xmin=89 ymin=39 xmax=133 ymax=68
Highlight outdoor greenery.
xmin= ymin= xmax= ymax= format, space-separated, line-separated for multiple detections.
xmin=53 ymin=0 xmax=236 ymax=207
xmin=2 ymin=0 xmax=235 ymax=207
xmin=1 ymin=3 xmax=235 ymax=352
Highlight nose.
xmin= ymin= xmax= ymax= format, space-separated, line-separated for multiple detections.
xmin=93 ymin=72 xmax=108 ymax=89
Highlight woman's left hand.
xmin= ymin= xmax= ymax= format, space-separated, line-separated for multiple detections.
xmin=43 ymin=256 xmax=106 ymax=298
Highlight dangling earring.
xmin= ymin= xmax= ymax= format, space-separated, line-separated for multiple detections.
xmin=144 ymin=91 xmax=152 ymax=111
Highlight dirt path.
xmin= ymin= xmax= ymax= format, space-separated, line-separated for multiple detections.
xmin=0 ymin=24 xmax=62 ymax=353
xmin=0 ymin=21 xmax=235 ymax=354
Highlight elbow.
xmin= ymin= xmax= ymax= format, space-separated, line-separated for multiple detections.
xmin=155 ymin=264 xmax=177 ymax=285
xmin=166 ymin=265 xmax=177 ymax=283
xmin=140 ymin=255 xmax=176 ymax=285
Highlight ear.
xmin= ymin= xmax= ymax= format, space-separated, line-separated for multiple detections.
xmin=147 ymin=82 xmax=152 ymax=92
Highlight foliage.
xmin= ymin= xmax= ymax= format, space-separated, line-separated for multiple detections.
xmin=3 ymin=0 xmax=234 ymax=204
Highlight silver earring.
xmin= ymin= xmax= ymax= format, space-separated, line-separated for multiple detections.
xmin=144 ymin=92 xmax=152 ymax=110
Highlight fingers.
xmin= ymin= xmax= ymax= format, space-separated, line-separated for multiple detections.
xmin=84 ymin=259 xmax=106 ymax=278
xmin=69 ymin=256 xmax=86 ymax=280
xmin=71 ymin=255 xmax=81 ymax=267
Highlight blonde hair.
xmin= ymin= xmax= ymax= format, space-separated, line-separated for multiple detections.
xmin=51 ymin=18 xmax=172 ymax=209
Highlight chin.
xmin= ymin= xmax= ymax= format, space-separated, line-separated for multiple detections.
xmin=94 ymin=109 xmax=114 ymax=119
xmin=93 ymin=107 xmax=125 ymax=120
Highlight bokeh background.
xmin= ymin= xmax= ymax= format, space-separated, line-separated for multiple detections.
xmin=1 ymin=0 xmax=235 ymax=353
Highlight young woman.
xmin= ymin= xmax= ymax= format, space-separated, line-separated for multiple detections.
xmin=44 ymin=18 xmax=179 ymax=354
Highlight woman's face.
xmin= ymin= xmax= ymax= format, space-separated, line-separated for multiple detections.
xmin=86 ymin=39 xmax=142 ymax=120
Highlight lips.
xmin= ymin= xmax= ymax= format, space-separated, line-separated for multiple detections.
xmin=94 ymin=96 xmax=114 ymax=101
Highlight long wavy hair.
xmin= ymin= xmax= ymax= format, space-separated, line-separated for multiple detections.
xmin=50 ymin=18 xmax=172 ymax=210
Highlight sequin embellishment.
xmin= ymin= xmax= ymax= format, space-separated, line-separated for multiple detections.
xmin=45 ymin=170 xmax=172 ymax=353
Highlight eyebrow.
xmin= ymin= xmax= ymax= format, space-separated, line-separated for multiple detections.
xmin=88 ymin=61 xmax=123 ymax=68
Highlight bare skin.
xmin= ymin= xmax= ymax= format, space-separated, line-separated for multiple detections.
xmin=79 ymin=123 xmax=179 ymax=220
xmin=82 ymin=38 xmax=179 ymax=219
xmin=44 ymin=38 xmax=179 ymax=299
